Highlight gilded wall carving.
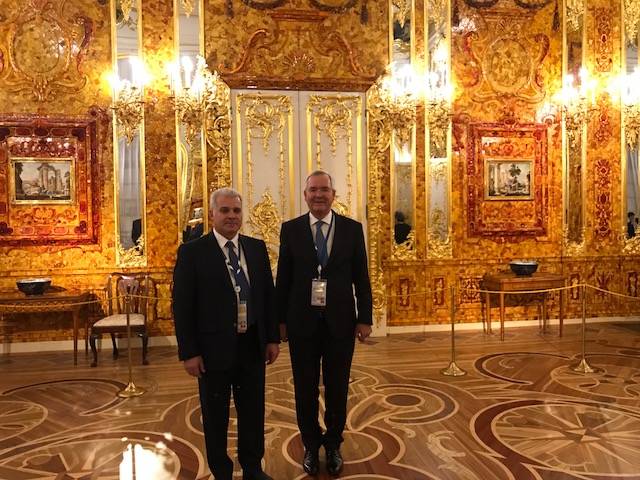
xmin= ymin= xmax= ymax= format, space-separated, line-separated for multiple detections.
xmin=206 ymin=3 xmax=386 ymax=91
xmin=205 ymin=77 xmax=232 ymax=193
xmin=366 ymin=83 xmax=391 ymax=323
xmin=455 ymin=11 xmax=549 ymax=106
xmin=0 ymin=0 xmax=93 ymax=102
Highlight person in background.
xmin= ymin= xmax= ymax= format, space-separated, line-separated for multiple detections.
xmin=393 ymin=210 xmax=411 ymax=244
xmin=276 ymin=170 xmax=372 ymax=476
xmin=628 ymin=211 xmax=636 ymax=238
xmin=172 ymin=187 xmax=279 ymax=480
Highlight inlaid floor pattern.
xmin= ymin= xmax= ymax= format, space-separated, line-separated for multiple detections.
xmin=2 ymin=321 xmax=640 ymax=479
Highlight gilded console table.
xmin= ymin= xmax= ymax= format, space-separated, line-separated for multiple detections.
xmin=0 ymin=290 xmax=92 ymax=365
xmin=481 ymin=272 xmax=566 ymax=340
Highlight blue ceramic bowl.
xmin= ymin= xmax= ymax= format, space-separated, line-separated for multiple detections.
xmin=17 ymin=278 xmax=52 ymax=295
xmin=509 ymin=261 xmax=538 ymax=276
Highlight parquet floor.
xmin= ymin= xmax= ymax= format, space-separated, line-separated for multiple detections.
xmin=2 ymin=321 xmax=640 ymax=479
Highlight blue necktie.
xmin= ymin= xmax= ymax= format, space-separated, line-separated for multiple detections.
xmin=225 ymin=241 xmax=250 ymax=303
xmin=315 ymin=220 xmax=328 ymax=268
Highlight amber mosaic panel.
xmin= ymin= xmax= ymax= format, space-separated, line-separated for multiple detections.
xmin=204 ymin=1 xmax=387 ymax=91
xmin=0 ymin=114 xmax=104 ymax=247
xmin=141 ymin=0 xmax=179 ymax=269
xmin=585 ymin=1 xmax=621 ymax=251
xmin=466 ymin=123 xmax=549 ymax=238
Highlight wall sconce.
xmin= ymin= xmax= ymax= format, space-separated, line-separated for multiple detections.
xmin=167 ymin=55 xmax=219 ymax=146
xmin=558 ymin=69 xmax=595 ymax=140
xmin=623 ymin=67 xmax=640 ymax=149
xmin=377 ymin=63 xmax=421 ymax=149
xmin=110 ymin=56 xmax=148 ymax=144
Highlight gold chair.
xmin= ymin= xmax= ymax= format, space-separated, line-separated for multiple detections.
xmin=89 ymin=273 xmax=157 ymax=367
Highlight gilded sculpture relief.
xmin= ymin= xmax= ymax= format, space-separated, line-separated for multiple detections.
xmin=457 ymin=13 xmax=549 ymax=106
xmin=307 ymin=95 xmax=361 ymax=215
xmin=207 ymin=3 xmax=386 ymax=91
xmin=0 ymin=0 xmax=93 ymax=102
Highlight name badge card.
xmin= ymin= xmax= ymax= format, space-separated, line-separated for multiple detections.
xmin=237 ymin=300 xmax=248 ymax=333
xmin=311 ymin=279 xmax=327 ymax=307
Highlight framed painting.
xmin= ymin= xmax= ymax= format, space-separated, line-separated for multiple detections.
xmin=9 ymin=157 xmax=75 ymax=204
xmin=466 ymin=122 xmax=549 ymax=238
xmin=0 ymin=112 xmax=105 ymax=247
xmin=485 ymin=159 xmax=533 ymax=200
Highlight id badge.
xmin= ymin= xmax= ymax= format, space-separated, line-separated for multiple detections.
xmin=237 ymin=301 xmax=248 ymax=333
xmin=311 ymin=279 xmax=327 ymax=307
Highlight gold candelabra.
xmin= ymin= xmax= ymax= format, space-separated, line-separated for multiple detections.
xmin=374 ymin=65 xmax=420 ymax=149
xmin=169 ymin=56 xmax=220 ymax=146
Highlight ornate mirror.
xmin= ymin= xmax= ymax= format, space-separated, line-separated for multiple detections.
xmin=110 ymin=0 xmax=147 ymax=266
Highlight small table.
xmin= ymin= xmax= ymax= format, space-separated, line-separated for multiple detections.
xmin=0 ymin=289 xmax=92 ymax=365
xmin=482 ymin=272 xmax=566 ymax=340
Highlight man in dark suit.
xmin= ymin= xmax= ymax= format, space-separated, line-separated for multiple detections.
xmin=276 ymin=170 xmax=372 ymax=476
xmin=172 ymin=187 xmax=280 ymax=480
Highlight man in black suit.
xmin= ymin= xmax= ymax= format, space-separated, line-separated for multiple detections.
xmin=276 ymin=170 xmax=373 ymax=476
xmin=172 ymin=187 xmax=280 ymax=480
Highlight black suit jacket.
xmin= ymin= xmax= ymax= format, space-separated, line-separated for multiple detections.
xmin=276 ymin=212 xmax=372 ymax=339
xmin=172 ymin=232 xmax=279 ymax=370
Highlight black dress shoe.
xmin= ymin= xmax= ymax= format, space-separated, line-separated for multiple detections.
xmin=326 ymin=448 xmax=343 ymax=476
xmin=242 ymin=471 xmax=273 ymax=480
xmin=303 ymin=448 xmax=319 ymax=475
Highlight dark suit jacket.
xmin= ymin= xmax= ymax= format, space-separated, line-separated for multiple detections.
xmin=172 ymin=232 xmax=279 ymax=370
xmin=276 ymin=212 xmax=372 ymax=339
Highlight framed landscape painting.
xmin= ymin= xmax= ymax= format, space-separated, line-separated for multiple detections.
xmin=485 ymin=159 xmax=533 ymax=200
xmin=10 ymin=157 xmax=75 ymax=204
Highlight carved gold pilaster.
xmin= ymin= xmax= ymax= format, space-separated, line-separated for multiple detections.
xmin=205 ymin=74 xmax=231 ymax=192
xmin=366 ymin=83 xmax=392 ymax=323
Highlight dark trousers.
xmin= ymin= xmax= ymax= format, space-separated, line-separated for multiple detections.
xmin=289 ymin=317 xmax=355 ymax=451
xmin=198 ymin=328 xmax=265 ymax=480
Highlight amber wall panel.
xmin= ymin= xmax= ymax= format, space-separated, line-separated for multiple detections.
xmin=0 ymin=0 xmax=116 ymax=287
xmin=204 ymin=0 xmax=388 ymax=91
xmin=0 ymin=0 xmax=179 ymax=342
xmin=450 ymin=1 xmax=563 ymax=261
xmin=585 ymin=1 xmax=621 ymax=252
xmin=141 ymin=0 xmax=178 ymax=272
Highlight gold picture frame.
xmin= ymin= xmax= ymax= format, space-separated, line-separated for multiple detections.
xmin=9 ymin=157 xmax=76 ymax=205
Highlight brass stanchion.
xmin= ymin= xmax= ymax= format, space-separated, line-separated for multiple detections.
xmin=441 ymin=285 xmax=467 ymax=377
xmin=117 ymin=292 xmax=145 ymax=398
xmin=572 ymin=284 xmax=597 ymax=373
